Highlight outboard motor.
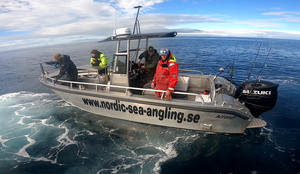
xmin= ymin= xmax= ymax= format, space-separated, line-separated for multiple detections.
xmin=234 ymin=80 xmax=279 ymax=117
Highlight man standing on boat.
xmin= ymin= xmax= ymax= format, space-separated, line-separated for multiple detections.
xmin=151 ymin=48 xmax=178 ymax=99
xmin=53 ymin=53 xmax=78 ymax=82
xmin=90 ymin=49 xmax=107 ymax=74
xmin=137 ymin=46 xmax=159 ymax=84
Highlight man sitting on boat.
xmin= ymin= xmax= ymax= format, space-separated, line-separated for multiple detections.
xmin=137 ymin=46 xmax=159 ymax=84
xmin=52 ymin=53 xmax=78 ymax=82
xmin=151 ymin=48 xmax=178 ymax=99
xmin=90 ymin=49 xmax=107 ymax=75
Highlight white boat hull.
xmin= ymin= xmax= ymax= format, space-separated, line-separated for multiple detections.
xmin=50 ymin=87 xmax=255 ymax=134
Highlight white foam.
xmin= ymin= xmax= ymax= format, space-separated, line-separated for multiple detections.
xmin=152 ymin=137 xmax=180 ymax=173
xmin=40 ymin=117 xmax=55 ymax=127
xmin=48 ymin=121 xmax=78 ymax=158
xmin=16 ymin=135 xmax=36 ymax=158
xmin=0 ymin=135 xmax=8 ymax=147
xmin=35 ymin=157 xmax=56 ymax=164
xmin=0 ymin=92 xmax=23 ymax=101
xmin=0 ymin=91 xmax=55 ymax=101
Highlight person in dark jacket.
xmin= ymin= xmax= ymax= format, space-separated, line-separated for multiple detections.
xmin=137 ymin=46 xmax=159 ymax=84
xmin=53 ymin=53 xmax=78 ymax=82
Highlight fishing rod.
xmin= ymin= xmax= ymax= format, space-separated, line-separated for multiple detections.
xmin=229 ymin=41 xmax=237 ymax=83
xmin=237 ymin=42 xmax=262 ymax=100
xmin=216 ymin=46 xmax=250 ymax=77
xmin=237 ymin=46 xmax=273 ymax=106
xmin=255 ymin=46 xmax=273 ymax=82
xmin=237 ymin=45 xmax=273 ymax=102
xmin=244 ymin=42 xmax=262 ymax=83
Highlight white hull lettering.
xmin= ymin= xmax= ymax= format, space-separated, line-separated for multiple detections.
xmin=243 ymin=90 xmax=271 ymax=95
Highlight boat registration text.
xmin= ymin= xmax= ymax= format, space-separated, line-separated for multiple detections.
xmin=82 ymin=98 xmax=200 ymax=124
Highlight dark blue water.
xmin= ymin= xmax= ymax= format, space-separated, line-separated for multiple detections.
xmin=0 ymin=37 xmax=299 ymax=174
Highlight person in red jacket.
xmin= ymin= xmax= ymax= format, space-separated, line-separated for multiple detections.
xmin=151 ymin=48 xmax=178 ymax=99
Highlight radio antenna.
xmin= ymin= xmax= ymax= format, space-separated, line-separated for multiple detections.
xmin=133 ymin=5 xmax=142 ymax=35
xmin=113 ymin=0 xmax=118 ymax=36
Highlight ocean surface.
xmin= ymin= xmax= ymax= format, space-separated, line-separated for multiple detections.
xmin=0 ymin=36 xmax=299 ymax=174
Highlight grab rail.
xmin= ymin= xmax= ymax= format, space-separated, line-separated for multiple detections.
xmin=40 ymin=75 xmax=207 ymax=104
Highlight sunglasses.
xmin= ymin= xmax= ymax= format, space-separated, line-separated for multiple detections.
xmin=160 ymin=50 xmax=168 ymax=55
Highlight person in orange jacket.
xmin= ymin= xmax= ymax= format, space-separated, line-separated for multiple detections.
xmin=151 ymin=48 xmax=178 ymax=99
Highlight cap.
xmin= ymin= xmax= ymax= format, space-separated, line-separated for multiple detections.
xmin=148 ymin=46 xmax=154 ymax=52
xmin=53 ymin=53 xmax=64 ymax=60
xmin=159 ymin=48 xmax=169 ymax=55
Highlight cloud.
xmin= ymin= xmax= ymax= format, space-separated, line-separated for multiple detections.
xmin=0 ymin=0 xmax=166 ymax=51
xmin=0 ymin=0 xmax=164 ymax=32
xmin=262 ymin=11 xmax=300 ymax=16
xmin=178 ymin=29 xmax=300 ymax=40
xmin=138 ymin=13 xmax=223 ymax=31
xmin=0 ymin=0 xmax=225 ymax=52
xmin=0 ymin=0 xmax=116 ymax=32
xmin=261 ymin=11 xmax=300 ymax=23
xmin=270 ymin=7 xmax=280 ymax=10
xmin=230 ymin=20 xmax=285 ymax=27
xmin=0 ymin=0 xmax=300 ymax=52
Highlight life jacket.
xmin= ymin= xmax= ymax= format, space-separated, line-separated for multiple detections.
xmin=153 ymin=51 xmax=178 ymax=92
xmin=90 ymin=53 xmax=107 ymax=68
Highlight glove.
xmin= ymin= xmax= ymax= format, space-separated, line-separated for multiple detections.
xmin=167 ymin=90 xmax=174 ymax=93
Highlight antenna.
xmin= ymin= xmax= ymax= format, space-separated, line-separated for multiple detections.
xmin=133 ymin=5 xmax=142 ymax=35
xmin=113 ymin=0 xmax=118 ymax=36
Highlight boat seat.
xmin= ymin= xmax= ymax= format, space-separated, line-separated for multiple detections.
xmin=175 ymin=76 xmax=189 ymax=91
xmin=142 ymin=76 xmax=190 ymax=99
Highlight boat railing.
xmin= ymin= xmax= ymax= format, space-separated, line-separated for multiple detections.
xmin=40 ymin=74 xmax=249 ymax=111
xmin=40 ymin=67 xmax=246 ymax=110
xmin=178 ymin=69 xmax=203 ymax=76
xmin=40 ymin=75 xmax=210 ymax=104
xmin=209 ymin=75 xmax=216 ymax=100
xmin=219 ymin=94 xmax=250 ymax=116
xmin=213 ymin=75 xmax=236 ymax=95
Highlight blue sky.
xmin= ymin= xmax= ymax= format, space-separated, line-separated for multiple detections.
xmin=0 ymin=0 xmax=300 ymax=51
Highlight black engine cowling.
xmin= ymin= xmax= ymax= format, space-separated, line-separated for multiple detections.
xmin=233 ymin=80 xmax=279 ymax=117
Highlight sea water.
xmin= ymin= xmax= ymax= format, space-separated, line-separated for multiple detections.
xmin=0 ymin=37 xmax=299 ymax=173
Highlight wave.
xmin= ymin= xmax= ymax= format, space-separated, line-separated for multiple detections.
xmin=0 ymin=91 xmax=204 ymax=173
xmin=0 ymin=90 xmax=296 ymax=173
